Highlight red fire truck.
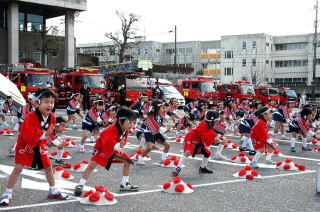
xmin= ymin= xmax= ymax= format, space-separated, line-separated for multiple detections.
xmin=178 ymin=76 xmax=219 ymax=104
xmin=1 ymin=64 xmax=56 ymax=99
xmin=216 ymin=81 xmax=256 ymax=101
xmin=279 ymin=87 xmax=298 ymax=105
xmin=55 ymin=67 xmax=107 ymax=104
xmin=254 ymin=86 xmax=280 ymax=105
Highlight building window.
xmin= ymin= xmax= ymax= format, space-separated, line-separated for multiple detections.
xmin=202 ymin=64 xmax=208 ymax=69
xmin=0 ymin=6 xmax=6 ymax=29
xmin=252 ymin=41 xmax=256 ymax=49
xmin=144 ymin=49 xmax=148 ymax=55
xmin=186 ymin=48 xmax=192 ymax=54
xmin=266 ymin=60 xmax=269 ymax=64
xmin=166 ymin=49 xmax=173 ymax=55
xmin=266 ymin=43 xmax=270 ymax=47
xmin=275 ymin=59 xmax=308 ymax=67
xmin=27 ymin=14 xmax=44 ymax=32
xmin=33 ymin=52 xmax=41 ymax=63
xmin=252 ymin=59 xmax=256 ymax=66
xmin=275 ymin=43 xmax=307 ymax=51
xmin=242 ymin=42 xmax=246 ymax=50
xmin=179 ymin=48 xmax=186 ymax=54
xmin=225 ymin=51 xmax=233 ymax=58
xmin=224 ymin=68 xmax=233 ymax=76
xmin=19 ymin=12 xmax=25 ymax=31
xmin=242 ymin=59 xmax=246 ymax=67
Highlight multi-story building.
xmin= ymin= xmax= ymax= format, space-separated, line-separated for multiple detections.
xmin=77 ymin=40 xmax=221 ymax=79
xmin=0 ymin=0 xmax=86 ymax=68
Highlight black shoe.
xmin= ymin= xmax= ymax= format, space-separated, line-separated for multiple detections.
xmin=249 ymin=150 xmax=256 ymax=155
xmin=291 ymin=147 xmax=296 ymax=152
xmin=171 ymin=167 xmax=181 ymax=177
xmin=120 ymin=182 xmax=139 ymax=191
xmin=199 ymin=166 xmax=213 ymax=174
xmin=239 ymin=147 xmax=249 ymax=152
xmin=74 ymin=185 xmax=83 ymax=196
xmin=54 ymin=159 xmax=65 ymax=165
xmin=302 ymin=146 xmax=312 ymax=151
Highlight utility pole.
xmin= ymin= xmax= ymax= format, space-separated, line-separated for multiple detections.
xmin=312 ymin=0 xmax=318 ymax=101
xmin=174 ymin=25 xmax=177 ymax=74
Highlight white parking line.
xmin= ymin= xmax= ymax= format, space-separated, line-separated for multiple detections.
xmin=1 ymin=170 xmax=314 ymax=210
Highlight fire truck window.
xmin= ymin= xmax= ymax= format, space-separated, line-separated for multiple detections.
xmin=66 ymin=76 xmax=72 ymax=84
xmin=259 ymin=89 xmax=267 ymax=96
xmin=233 ymin=85 xmax=240 ymax=93
xmin=20 ymin=74 xmax=26 ymax=84
xmin=11 ymin=75 xmax=18 ymax=83
xmin=75 ymin=76 xmax=84 ymax=86
xmin=183 ymin=82 xmax=190 ymax=89
xmin=223 ymin=84 xmax=230 ymax=91
xmin=192 ymin=82 xmax=200 ymax=90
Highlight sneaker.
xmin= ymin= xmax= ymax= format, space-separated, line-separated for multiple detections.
xmin=136 ymin=161 xmax=145 ymax=166
xmin=212 ymin=153 xmax=227 ymax=160
xmin=249 ymin=150 xmax=256 ymax=155
xmin=78 ymin=147 xmax=85 ymax=153
xmin=8 ymin=148 xmax=15 ymax=157
xmin=0 ymin=193 xmax=12 ymax=206
xmin=199 ymin=166 xmax=213 ymax=174
xmin=239 ymin=147 xmax=249 ymax=152
xmin=172 ymin=167 xmax=181 ymax=177
xmin=48 ymin=189 xmax=68 ymax=200
xmin=250 ymin=161 xmax=259 ymax=168
xmin=175 ymin=132 xmax=180 ymax=137
xmin=120 ymin=182 xmax=139 ymax=191
xmin=74 ymin=185 xmax=83 ymax=196
xmin=281 ymin=135 xmax=290 ymax=140
xmin=264 ymin=159 xmax=276 ymax=165
xmin=54 ymin=159 xmax=65 ymax=165
xmin=291 ymin=147 xmax=296 ymax=152
xmin=302 ymin=146 xmax=312 ymax=151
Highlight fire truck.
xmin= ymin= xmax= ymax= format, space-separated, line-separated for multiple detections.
xmin=178 ymin=76 xmax=219 ymax=104
xmin=55 ymin=67 xmax=107 ymax=104
xmin=0 ymin=64 xmax=56 ymax=99
xmin=216 ymin=81 xmax=256 ymax=101
xmin=101 ymin=61 xmax=153 ymax=105
xmin=279 ymin=87 xmax=298 ymax=105
xmin=254 ymin=86 xmax=280 ymax=105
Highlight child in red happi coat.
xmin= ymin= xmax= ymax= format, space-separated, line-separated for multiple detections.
xmin=0 ymin=89 xmax=69 ymax=207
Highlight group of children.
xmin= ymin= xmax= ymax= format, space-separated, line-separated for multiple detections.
xmin=0 ymin=88 xmax=319 ymax=206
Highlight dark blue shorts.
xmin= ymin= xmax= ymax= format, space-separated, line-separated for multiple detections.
xmin=67 ymin=109 xmax=79 ymax=116
xmin=144 ymin=132 xmax=165 ymax=144
xmin=238 ymin=124 xmax=251 ymax=134
xmin=82 ymin=122 xmax=96 ymax=132
xmin=273 ymin=113 xmax=285 ymax=123
xmin=288 ymin=125 xmax=300 ymax=134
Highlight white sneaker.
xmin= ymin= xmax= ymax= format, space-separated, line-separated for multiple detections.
xmin=0 ymin=193 xmax=12 ymax=206
xmin=136 ymin=161 xmax=145 ymax=166
xmin=13 ymin=124 xmax=19 ymax=132
xmin=213 ymin=153 xmax=227 ymax=160
xmin=2 ymin=122 xmax=9 ymax=127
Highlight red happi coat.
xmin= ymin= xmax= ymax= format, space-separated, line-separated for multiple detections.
xmin=91 ymin=124 xmax=130 ymax=168
xmin=15 ymin=111 xmax=55 ymax=168
xmin=251 ymin=119 xmax=270 ymax=150
xmin=183 ymin=120 xmax=217 ymax=155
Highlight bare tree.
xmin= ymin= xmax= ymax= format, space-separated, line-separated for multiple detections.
xmin=250 ymin=67 xmax=266 ymax=87
xmin=105 ymin=11 xmax=140 ymax=63
xmin=34 ymin=24 xmax=64 ymax=67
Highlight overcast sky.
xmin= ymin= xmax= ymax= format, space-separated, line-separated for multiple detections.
xmin=48 ymin=0 xmax=317 ymax=44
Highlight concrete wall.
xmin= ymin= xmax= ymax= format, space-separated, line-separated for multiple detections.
xmin=18 ymin=0 xmax=87 ymax=10
xmin=0 ymin=29 xmax=8 ymax=64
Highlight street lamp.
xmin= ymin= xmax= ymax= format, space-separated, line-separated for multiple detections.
xmin=169 ymin=25 xmax=177 ymax=73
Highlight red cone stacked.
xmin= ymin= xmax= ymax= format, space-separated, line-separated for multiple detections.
xmin=230 ymin=152 xmax=253 ymax=164
xmin=53 ymin=166 xmax=73 ymax=180
xmin=162 ymin=176 xmax=194 ymax=194
xmin=80 ymin=185 xmax=117 ymax=205
xmin=130 ymin=149 xmax=151 ymax=161
xmin=223 ymin=140 xmax=238 ymax=149
xmin=233 ymin=166 xmax=261 ymax=179
xmin=2 ymin=128 xmax=13 ymax=136
xmin=276 ymin=158 xmax=306 ymax=171
xmin=64 ymin=138 xmax=77 ymax=148
xmin=162 ymin=156 xmax=185 ymax=168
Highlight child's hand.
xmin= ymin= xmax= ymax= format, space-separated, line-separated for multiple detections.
xmin=45 ymin=124 xmax=54 ymax=136
xmin=58 ymin=140 xmax=67 ymax=148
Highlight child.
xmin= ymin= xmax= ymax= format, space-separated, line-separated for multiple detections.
xmin=2 ymin=96 xmax=14 ymax=126
xmin=50 ymin=116 xmax=68 ymax=165
xmin=249 ymin=107 xmax=277 ymax=168
xmin=289 ymin=107 xmax=315 ymax=152
xmin=171 ymin=111 xmax=225 ymax=176
xmin=175 ymin=113 xmax=195 ymax=137
xmin=79 ymin=98 xmax=104 ymax=152
xmin=14 ymin=93 xmax=38 ymax=132
xmin=101 ymin=105 xmax=117 ymax=128
xmin=73 ymin=108 xmax=139 ymax=196
xmin=273 ymin=99 xmax=295 ymax=140
xmin=66 ymin=93 xmax=84 ymax=130
xmin=136 ymin=100 xmax=171 ymax=165
xmin=167 ymin=98 xmax=179 ymax=122
xmin=238 ymin=111 xmax=259 ymax=155
xmin=0 ymin=89 xmax=68 ymax=206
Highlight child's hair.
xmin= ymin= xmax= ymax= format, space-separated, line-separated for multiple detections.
xmin=300 ymin=107 xmax=312 ymax=119
xmin=5 ymin=96 xmax=12 ymax=104
xmin=72 ymin=93 xmax=80 ymax=99
xmin=34 ymin=89 xmax=57 ymax=103
xmin=150 ymin=100 xmax=164 ymax=116
xmin=257 ymin=107 xmax=271 ymax=120
xmin=116 ymin=107 xmax=136 ymax=123
xmin=56 ymin=116 xmax=67 ymax=126
xmin=93 ymin=98 xmax=104 ymax=106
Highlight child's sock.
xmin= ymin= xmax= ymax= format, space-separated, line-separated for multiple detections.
xmin=79 ymin=178 xmax=86 ymax=186
xmin=265 ymin=152 xmax=273 ymax=161
xmin=302 ymin=137 xmax=307 ymax=148
xmin=216 ymin=144 xmax=224 ymax=154
xmin=56 ymin=149 xmax=63 ymax=160
xmin=200 ymin=157 xmax=209 ymax=168
xmin=253 ymin=151 xmax=262 ymax=162
xmin=291 ymin=137 xmax=296 ymax=148
xmin=177 ymin=155 xmax=187 ymax=168
xmin=121 ymin=176 xmax=129 ymax=185
xmin=241 ymin=136 xmax=248 ymax=148
xmin=247 ymin=138 xmax=254 ymax=151
xmin=161 ymin=152 xmax=168 ymax=161
xmin=4 ymin=189 xmax=12 ymax=194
